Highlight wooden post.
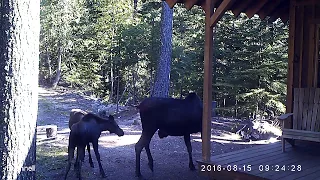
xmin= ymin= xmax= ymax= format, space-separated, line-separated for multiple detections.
xmin=285 ymin=2 xmax=296 ymax=129
xmin=314 ymin=25 xmax=319 ymax=87
xmin=202 ymin=0 xmax=214 ymax=162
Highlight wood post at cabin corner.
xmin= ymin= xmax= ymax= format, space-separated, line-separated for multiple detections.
xmin=285 ymin=2 xmax=296 ymax=129
xmin=202 ymin=0 xmax=214 ymax=162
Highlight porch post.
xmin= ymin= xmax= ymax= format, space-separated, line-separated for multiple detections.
xmin=285 ymin=1 xmax=296 ymax=129
xmin=202 ymin=0 xmax=214 ymax=162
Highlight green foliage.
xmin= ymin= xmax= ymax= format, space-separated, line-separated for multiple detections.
xmin=40 ymin=1 xmax=289 ymax=117
xmin=213 ymin=13 xmax=288 ymax=117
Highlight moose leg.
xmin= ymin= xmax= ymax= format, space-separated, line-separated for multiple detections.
xmin=87 ymin=143 xmax=94 ymax=168
xmin=92 ymin=140 xmax=106 ymax=178
xmin=64 ymin=145 xmax=75 ymax=180
xmin=74 ymin=148 xmax=78 ymax=170
xmin=184 ymin=134 xmax=196 ymax=170
xmin=145 ymin=140 xmax=153 ymax=172
xmin=77 ymin=146 xmax=85 ymax=180
xmin=135 ymin=129 xmax=156 ymax=177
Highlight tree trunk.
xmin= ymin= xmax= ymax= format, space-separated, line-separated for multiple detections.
xmin=132 ymin=66 xmax=137 ymax=104
xmin=52 ymin=45 xmax=62 ymax=88
xmin=45 ymin=46 xmax=52 ymax=84
xmin=109 ymin=21 xmax=115 ymax=102
xmin=0 ymin=0 xmax=39 ymax=179
xmin=116 ymin=70 xmax=120 ymax=113
xmin=151 ymin=1 xmax=173 ymax=98
xmin=109 ymin=59 xmax=114 ymax=102
xmin=212 ymin=28 xmax=217 ymax=100
xmin=133 ymin=0 xmax=138 ymax=18
xmin=102 ymin=65 xmax=108 ymax=97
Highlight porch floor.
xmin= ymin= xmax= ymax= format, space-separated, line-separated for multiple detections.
xmin=197 ymin=140 xmax=320 ymax=180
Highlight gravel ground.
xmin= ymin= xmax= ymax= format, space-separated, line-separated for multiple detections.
xmin=36 ymin=87 xmax=269 ymax=180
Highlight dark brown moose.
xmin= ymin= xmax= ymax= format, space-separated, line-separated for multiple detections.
xmin=135 ymin=92 xmax=203 ymax=177
xmin=68 ymin=109 xmax=107 ymax=168
xmin=64 ymin=109 xmax=124 ymax=180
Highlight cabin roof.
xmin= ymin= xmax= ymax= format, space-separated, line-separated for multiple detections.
xmin=165 ymin=0 xmax=292 ymax=23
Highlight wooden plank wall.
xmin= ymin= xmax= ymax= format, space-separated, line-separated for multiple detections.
xmin=287 ymin=1 xmax=320 ymax=128
xmin=293 ymin=2 xmax=319 ymax=89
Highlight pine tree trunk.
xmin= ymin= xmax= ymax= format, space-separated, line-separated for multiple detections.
xmin=132 ymin=68 xmax=137 ymax=104
xmin=45 ymin=46 xmax=52 ymax=84
xmin=102 ymin=65 xmax=108 ymax=97
xmin=109 ymin=58 xmax=114 ymax=102
xmin=151 ymin=1 xmax=173 ymax=98
xmin=116 ymin=70 xmax=120 ymax=113
xmin=52 ymin=45 xmax=62 ymax=88
xmin=212 ymin=28 xmax=217 ymax=100
xmin=0 ymin=0 xmax=39 ymax=179
xmin=133 ymin=0 xmax=138 ymax=18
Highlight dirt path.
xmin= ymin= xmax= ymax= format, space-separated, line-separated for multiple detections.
xmin=36 ymin=87 xmax=270 ymax=180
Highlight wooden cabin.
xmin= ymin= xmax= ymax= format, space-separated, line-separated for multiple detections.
xmin=164 ymin=0 xmax=320 ymax=179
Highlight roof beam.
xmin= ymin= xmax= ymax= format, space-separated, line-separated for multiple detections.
xmin=245 ymin=0 xmax=268 ymax=18
xmin=210 ymin=0 xmax=236 ymax=27
xmin=165 ymin=0 xmax=179 ymax=8
xmin=185 ymin=0 xmax=199 ymax=10
xmin=294 ymin=0 xmax=317 ymax=6
xmin=258 ymin=0 xmax=286 ymax=20
xmin=232 ymin=0 xmax=254 ymax=17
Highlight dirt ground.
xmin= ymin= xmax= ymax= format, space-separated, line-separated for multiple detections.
xmin=36 ymin=87 xmax=273 ymax=180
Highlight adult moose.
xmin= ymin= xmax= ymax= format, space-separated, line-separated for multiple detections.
xmin=135 ymin=92 xmax=203 ymax=177
xmin=64 ymin=111 xmax=124 ymax=180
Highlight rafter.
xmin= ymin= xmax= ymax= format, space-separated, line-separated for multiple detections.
xmin=258 ymin=0 xmax=286 ymax=20
xmin=232 ymin=0 xmax=254 ymax=17
xmin=185 ymin=0 xmax=199 ymax=10
xmin=245 ymin=0 xmax=268 ymax=18
xmin=210 ymin=0 xmax=236 ymax=27
xmin=294 ymin=0 xmax=317 ymax=6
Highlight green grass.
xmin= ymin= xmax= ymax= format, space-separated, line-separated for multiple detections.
xmin=36 ymin=145 xmax=67 ymax=180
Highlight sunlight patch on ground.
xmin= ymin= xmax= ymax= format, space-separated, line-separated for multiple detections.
xmin=253 ymin=120 xmax=282 ymax=136
xmin=38 ymin=87 xmax=60 ymax=96
xmin=211 ymin=133 xmax=242 ymax=141
xmin=192 ymin=132 xmax=242 ymax=141
xmin=193 ymin=137 xmax=280 ymax=145
xmin=99 ymin=134 xmax=141 ymax=148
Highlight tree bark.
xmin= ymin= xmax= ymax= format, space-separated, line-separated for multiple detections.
xmin=52 ymin=45 xmax=62 ymax=88
xmin=109 ymin=59 xmax=114 ymax=102
xmin=45 ymin=46 xmax=52 ymax=84
xmin=116 ymin=70 xmax=120 ymax=113
xmin=132 ymin=66 xmax=137 ymax=104
xmin=0 ymin=0 xmax=40 ymax=179
xmin=102 ymin=65 xmax=108 ymax=97
xmin=151 ymin=1 xmax=173 ymax=98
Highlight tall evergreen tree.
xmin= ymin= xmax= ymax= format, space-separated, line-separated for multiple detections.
xmin=0 ymin=0 xmax=40 ymax=179
xmin=152 ymin=1 xmax=173 ymax=97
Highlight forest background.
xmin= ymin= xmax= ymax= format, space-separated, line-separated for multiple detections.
xmin=39 ymin=0 xmax=289 ymax=118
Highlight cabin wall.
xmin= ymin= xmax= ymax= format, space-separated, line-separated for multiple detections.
xmin=286 ymin=1 xmax=320 ymax=128
xmin=292 ymin=3 xmax=320 ymax=88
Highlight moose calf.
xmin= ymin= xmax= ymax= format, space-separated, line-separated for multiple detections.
xmin=65 ymin=110 xmax=124 ymax=180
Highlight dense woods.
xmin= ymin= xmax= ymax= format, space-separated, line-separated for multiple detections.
xmin=39 ymin=0 xmax=288 ymax=118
